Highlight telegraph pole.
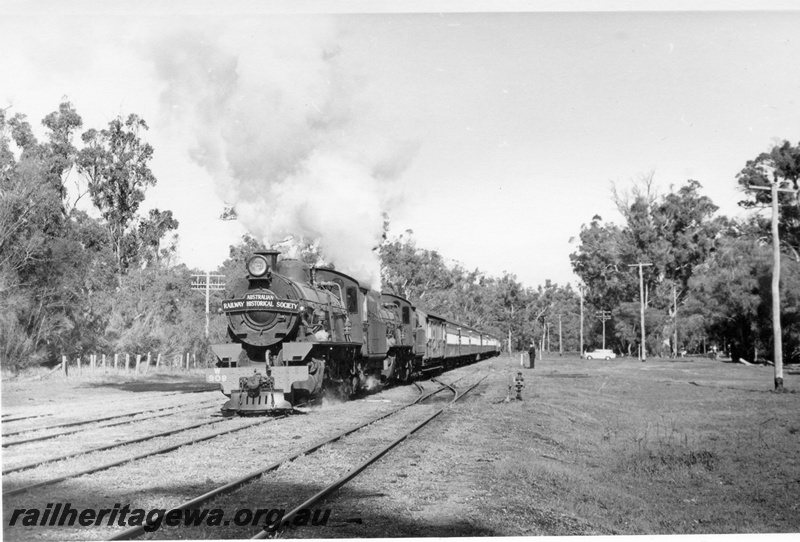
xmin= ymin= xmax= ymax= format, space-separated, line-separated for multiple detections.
xmin=578 ymin=284 xmax=585 ymax=357
xmin=558 ymin=313 xmax=563 ymax=355
xmin=545 ymin=323 xmax=550 ymax=352
xmin=747 ymin=180 xmax=798 ymax=391
xmin=628 ymin=263 xmax=652 ymax=362
xmin=596 ymin=310 xmax=611 ymax=350
xmin=190 ymin=272 xmax=226 ymax=338
xmin=672 ymin=283 xmax=678 ymax=358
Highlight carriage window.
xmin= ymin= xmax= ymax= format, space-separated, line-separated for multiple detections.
xmin=346 ymin=286 xmax=358 ymax=314
xmin=402 ymin=306 xmax=410 ymax=324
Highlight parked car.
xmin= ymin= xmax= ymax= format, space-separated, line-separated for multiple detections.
xmin=584 ymin=349 xmax=616 ymax=360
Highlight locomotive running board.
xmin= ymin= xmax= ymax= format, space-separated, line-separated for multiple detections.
xmin=282 ymin=341 xmax=362 ymax=362
xmin=210 ymin=343 xmax=243 ymax=364
xmin=283 ymin=343 xmax=315 ymax=362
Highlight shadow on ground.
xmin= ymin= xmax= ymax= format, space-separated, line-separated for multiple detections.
xmin=2 ymin=477 xmax=499 ymax=541
xmin=84 ymin=375 xmax=217 ymax=394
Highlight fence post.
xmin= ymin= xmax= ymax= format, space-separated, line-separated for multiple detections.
xmin=90 ymin=354 xmax=95 ymax=372
xmin=63 ymin=355 xmax=68 ymax=377
xmin=156 ymin=353 xmax=161 ymax=369
xmin=193 ymin=352 xmax=197 ymax=369
xmin=145 ymin=352 xmax=151 ymax=374
xmin=135 ymin=354 xmax=141 ymax=374
xmin=125 ymin=354 xmax=130 ymax=372
xmin=77 ymin=357 xmax=82 ymax=376
xmin=185 ymin=352 xmax=190 ymax=371
xmin=114 ymin=353 xmax=119 ymax=371
xmin=102 ymin=354 xmax=106 ymax=372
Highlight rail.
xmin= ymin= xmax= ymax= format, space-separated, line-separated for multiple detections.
xmin=251 ymin=374 xmax=486 ymax=539
xmin=108 ymin=380 xmax=438 ymax=540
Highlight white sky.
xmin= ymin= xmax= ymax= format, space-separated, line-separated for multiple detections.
xmin=2 ymin=1 xmax=799 ymax=289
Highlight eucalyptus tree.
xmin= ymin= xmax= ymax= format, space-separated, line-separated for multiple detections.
xmin=736 ymin=139 xmax=800 ymax=261
xmin=77 ymin=114 xmax=157 ymax=278
xmin=136 ymin=209 xmax=179 ymax=268
xmin=572 ymin=178 xmax=723 ymax=356
xmin=0 ymin=103 xmax=115 ymax=369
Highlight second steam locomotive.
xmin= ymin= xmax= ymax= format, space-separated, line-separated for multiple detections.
xmin=206 ymin=250 xmax=500 ymax=414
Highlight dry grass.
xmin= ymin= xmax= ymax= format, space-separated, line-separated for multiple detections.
xmin=465 ymin=354 xmax=800 ymax=535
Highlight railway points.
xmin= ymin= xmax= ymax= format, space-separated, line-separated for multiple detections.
xmin=249 ymin=375 xmax=486 ymax=539
xmin=94 ymin=370 xmax=483 ymax=541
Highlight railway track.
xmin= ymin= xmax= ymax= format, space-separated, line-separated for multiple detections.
xmin=1 ymin=404 xmax=227 ymax=475
xmin=3 ymin=381 xmax=431 ymax=496
xmin=2 ymin=414 xmax=289 ymax=497
xmin=1 ymin=395 xmax=219 ymax=439
xmin=106 ymin=375 xmax=483 ymax=540
xmin=1 ymin=400 xmax=221 ymax=448
xmin=0 ymin=387 xmax=218 ymax=423
xmin=1 ymin=413 xmax=54 ymax=423
xmin=250 ymin=375 xmax=485 ymax=539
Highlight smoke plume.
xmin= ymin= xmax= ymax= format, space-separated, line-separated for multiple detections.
xmin=151 ymin=17 xmax=416 ymax=288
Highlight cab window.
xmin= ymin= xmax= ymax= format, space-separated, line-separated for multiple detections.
xmin=346 ymin=286 xmax=358 ymax=314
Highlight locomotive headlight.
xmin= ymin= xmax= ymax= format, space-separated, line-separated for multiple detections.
xmin=246 ymin=255 xmax=269 ymax=277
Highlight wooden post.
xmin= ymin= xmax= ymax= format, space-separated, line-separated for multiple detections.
xmin=156 ymin=353 xmax=161 ymax=369
xmin=558 ymin=314 xmax=563 ymax=355
xmin=90 ymin=354 xmax=95 ymax=372
xmin=77 ymin=357 xmax=82 ymax=376
xmin=193 ymin=352 xmax=197 ymax=369
xmin=185 ymin=352 xmax=190 ymax=370
xmin=769 ymin=181 xmax=784 ymax=389
xmin=114 ymin=353 xmax=118 ymax=371
xmin=145 ymin=352 xmax=151 ymax=374
xmin=63 ymin=355 xmax=68 ymax=377
xmin=747 ymin=181 xmax=795 ymax=390
xmin=640 ymin=265 xmax=645 ymax=361
xmin=125 ymin=353 xmax=130 ymax=371
xmin=102 ymin=354 xmax=106 ymax=371
xmin=672 ymin=283 xmax=678 ymax=358
xmin=135 ymin=354 xmax=141 ymax=374
xmin=579 ymin=284 xmax=584 ymax=357
xmin=628 ymin=262 xmax=653 ymax=362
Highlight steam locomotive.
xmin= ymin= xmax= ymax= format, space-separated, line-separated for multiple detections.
xmin=205 ymin=250 xmax=500 ymax=414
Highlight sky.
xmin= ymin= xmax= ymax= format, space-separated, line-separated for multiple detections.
xmin=2 ymin=1 xmax=799 ymax=290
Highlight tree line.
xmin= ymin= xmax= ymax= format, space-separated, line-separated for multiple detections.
xmin=1 ymin=102 xmax=197 ymax=371
xmin=2 ymin=100 xmax=798 ymax=371
xmin=570 ymin=158 xmax=799 ymax=362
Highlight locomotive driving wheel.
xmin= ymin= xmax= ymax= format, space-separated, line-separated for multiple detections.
xmin=323 ymin=366 xmax=356 ymax=401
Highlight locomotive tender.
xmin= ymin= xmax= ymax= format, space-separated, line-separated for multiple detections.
xmin=205 ymin=250 xmax=500 ymax=414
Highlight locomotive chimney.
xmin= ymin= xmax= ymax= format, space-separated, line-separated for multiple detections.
xmin=256 ymin=250 xmax=280 ymax=271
